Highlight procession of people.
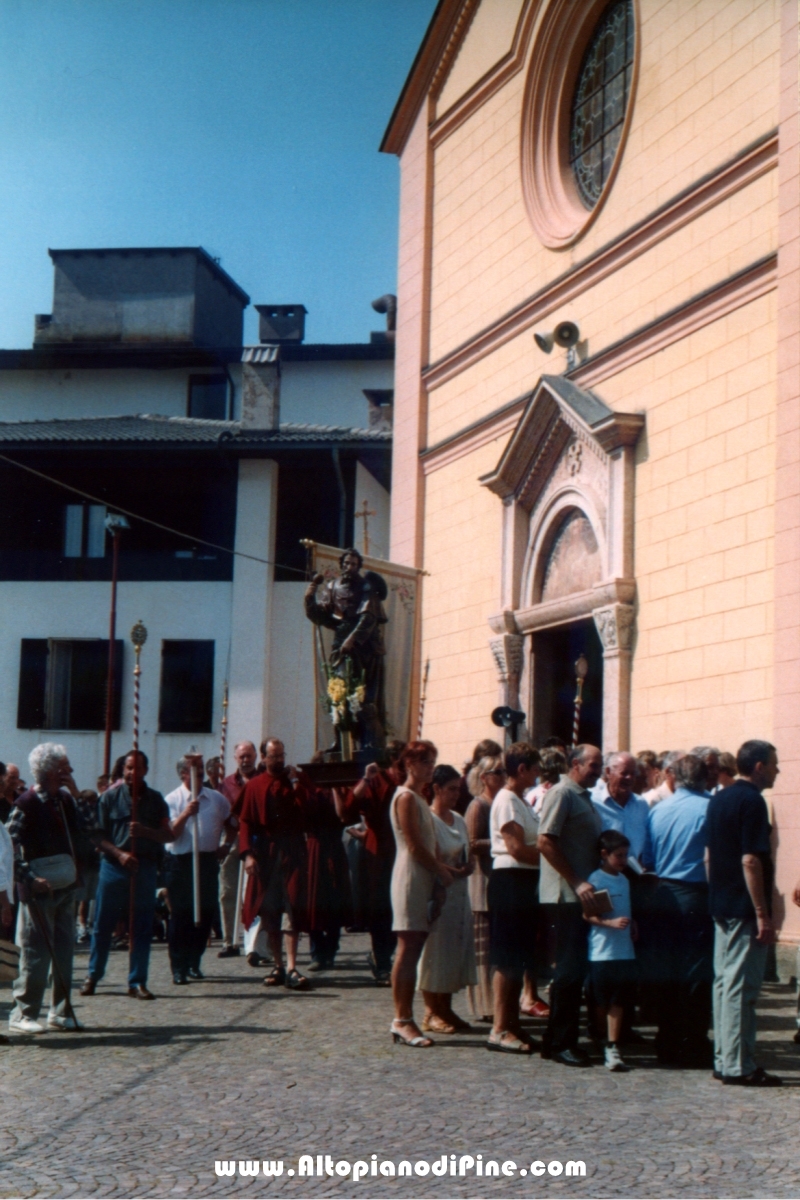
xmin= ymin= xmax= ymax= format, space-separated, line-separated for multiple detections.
xmin=0 ymin=727 xmax=794 ymax=1087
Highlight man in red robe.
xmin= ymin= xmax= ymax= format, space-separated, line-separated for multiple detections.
xmin=335 ymin=739 xmax=406 ymax=985
xmin=239 ymin=738 xmax=311 ymax=991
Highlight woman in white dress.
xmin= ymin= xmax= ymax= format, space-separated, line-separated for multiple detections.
xmin=464 ymin=754 xmax=505 ymax=1022
xmin=389 ymin=741 xmax=454 ymax=1047
xmin=418 ymin=765 xmax=476 ymax=1033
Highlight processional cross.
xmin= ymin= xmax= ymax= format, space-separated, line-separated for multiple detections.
xmin=354 ymin=499 xmax=376 ymax=556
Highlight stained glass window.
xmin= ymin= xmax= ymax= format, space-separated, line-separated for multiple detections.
xmin=569 ymin=1 xmax=634 ymax=209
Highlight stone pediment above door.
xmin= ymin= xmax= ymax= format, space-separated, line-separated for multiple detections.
xmin=480 ymin=374 xmax=645 ymax=750
xmin=480 ymin=374 xmax=643 ymax=515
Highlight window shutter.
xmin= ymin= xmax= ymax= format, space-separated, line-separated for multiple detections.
xmin=17 ymin=639 xmax=49 ymax=728
xmin=159 ymin=640 xmax=214 ymax=733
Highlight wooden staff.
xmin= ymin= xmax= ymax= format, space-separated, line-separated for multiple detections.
xmin=219 ymin=681 xmax=229 ymax=777
xmin=232 ymin=860 xmax=245 ymax=948
xmin=129 ymin=621 xmax=147 ymax=959
xmin=416 ymin=658 xmax=430 ymax=739
xmin=187 ymin=748 xmax=202 ymax=927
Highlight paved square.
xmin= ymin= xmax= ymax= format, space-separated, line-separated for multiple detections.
xmin=1 ymin=933 xmax=799 ymax=1198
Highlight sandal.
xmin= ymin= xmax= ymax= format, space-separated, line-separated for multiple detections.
xmin=284 ymin=968 xmax=310 ymax=991
xmin=390 ymin=1019 xmax=433 ymax=1047
xmin=446 ymin=1013 xmax=473 ymax=1033
xmin=263 ymin=966 xmax=286 ymax=987
xmin=421 ymin=1014 xmax=456 ymax=1034
xmin=487 ymin=1029 xmax=533 ymax=1054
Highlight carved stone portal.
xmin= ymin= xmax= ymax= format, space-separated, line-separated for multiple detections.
xmin=482 ymin=374 xmax=644 ymax=751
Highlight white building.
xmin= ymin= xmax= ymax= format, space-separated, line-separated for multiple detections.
xmin=0 ymin=248 xmax=393 ymax=792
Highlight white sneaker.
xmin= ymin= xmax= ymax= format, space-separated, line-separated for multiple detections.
xmin=8 ymin=1014 xmax=46 ymax=1035
xmin=46 ymin=1011 xmax=82 ymax=1031
xmin=604 ymin=1043 xmax=629 ymax=1072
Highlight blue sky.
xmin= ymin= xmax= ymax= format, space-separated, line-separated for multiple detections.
xmin=0 ymin=0 xmax=436 ymax=348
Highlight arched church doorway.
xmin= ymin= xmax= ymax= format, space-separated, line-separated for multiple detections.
xmin=531 ymin=617 xmax=603 ymax=748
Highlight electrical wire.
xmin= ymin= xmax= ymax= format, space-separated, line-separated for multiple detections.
xmin=0 ymin=449 xmax=308 ymax=576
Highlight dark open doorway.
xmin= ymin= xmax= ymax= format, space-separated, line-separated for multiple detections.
xmin=532 ymin=617 xmax=603 ymax=748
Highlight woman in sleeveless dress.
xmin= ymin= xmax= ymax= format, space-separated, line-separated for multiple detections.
xmin=389 ymin=741 xmax=454 ymax=1047
xmin=418 ymin=764 xmax=476 ymax=1033
xmin=464 ymin=753 xmax=506 ymax=1021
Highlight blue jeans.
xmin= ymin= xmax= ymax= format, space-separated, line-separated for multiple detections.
xmin=88 ymin=858 xmax=158 ymax=987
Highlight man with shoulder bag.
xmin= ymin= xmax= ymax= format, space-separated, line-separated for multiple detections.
xmin=6 ymin=742 xmax=90 ymax=1034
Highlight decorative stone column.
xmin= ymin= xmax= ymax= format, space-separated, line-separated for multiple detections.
xmin=489 ymin=632 xmax=525 ymax=709
xmin=592 ymin=603 xmax=635 ymax=752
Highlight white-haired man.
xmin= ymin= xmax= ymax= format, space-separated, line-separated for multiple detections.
xmin=6 ymin=743 xmax=88 ymax=1033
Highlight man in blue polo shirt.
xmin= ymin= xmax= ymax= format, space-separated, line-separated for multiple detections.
xmin=648 ymin=753 xmax=713 ymax=1066
xmin=593 ymin=752 xmax=654 ymax=869
xmin=706 ymin=739 xmax=781 ymax=1087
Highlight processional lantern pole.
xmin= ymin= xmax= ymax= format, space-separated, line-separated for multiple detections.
xmin=102 ymin=513 xmax=130 ymax=777
xmin=219 ymin=681 xmax=229 ymax=777
xmin=417 ymin=659 xmax=430 ymax=739
xmin=572 ymin=654 xmax=589 ymax=748
xmin=187 ymin=744 xmax=203 ymax=928
xmin=129 ymin=619 xmax=147 ymax=959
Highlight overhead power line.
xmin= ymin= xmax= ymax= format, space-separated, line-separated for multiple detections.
xmin=0 ymin=450 xmax=307 ymax=576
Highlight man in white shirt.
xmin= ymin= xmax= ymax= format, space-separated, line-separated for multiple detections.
xmin=165 ymin=755 xmax=235 ymax=985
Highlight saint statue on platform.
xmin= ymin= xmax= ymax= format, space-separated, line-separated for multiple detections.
xmin=303 ymin=548 xmax=388 ymax=753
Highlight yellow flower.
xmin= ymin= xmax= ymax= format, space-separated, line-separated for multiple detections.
xmin=354 ymin=685 xmax=366 ymax=705
xmin=327 ymin=677 xmax=346 ymax=704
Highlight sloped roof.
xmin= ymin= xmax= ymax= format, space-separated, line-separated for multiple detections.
xmin=0 ymin=413 xmax=391 ymax=450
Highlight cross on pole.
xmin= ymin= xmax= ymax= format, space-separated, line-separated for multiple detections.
xmin=354 ymin=499 xmax=376 ymax=556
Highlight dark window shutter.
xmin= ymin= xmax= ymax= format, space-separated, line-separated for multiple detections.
xmin=69 ymin=640 xmax=123 ymax=730
xmin=159 ymin=640 xmax=214 ymax=733
xmin=17 ymin=639 xmax=49 ymax=729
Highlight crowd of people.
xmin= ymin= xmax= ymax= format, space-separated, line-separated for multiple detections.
xmin=0 ymin=733 xmax=797 ymax=1087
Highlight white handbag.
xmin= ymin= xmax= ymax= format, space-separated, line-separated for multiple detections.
xmin=29 ymin=853 xmax=77 ymax=891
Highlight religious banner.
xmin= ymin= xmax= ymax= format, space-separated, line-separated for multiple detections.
xmin=303 ymin=541 xmax=421 ymax=753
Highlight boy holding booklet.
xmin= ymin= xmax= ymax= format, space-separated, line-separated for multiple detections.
xmin=586 ymin=829 xmax=638 ymax=1071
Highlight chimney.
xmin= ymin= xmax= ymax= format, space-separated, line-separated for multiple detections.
xmin=370 ymin=294 xmax=397 ymax=344
xmin=255 ymin=304 xmax=307 ymax=344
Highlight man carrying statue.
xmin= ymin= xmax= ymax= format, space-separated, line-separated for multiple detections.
xmin=304 ymin=548 xmax=388 ymax=754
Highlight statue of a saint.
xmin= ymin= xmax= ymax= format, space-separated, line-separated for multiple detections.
xmin=304 ymin=548 xmax=388 ymax=752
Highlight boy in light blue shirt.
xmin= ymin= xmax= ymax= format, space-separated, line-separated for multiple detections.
xmin=586 ymin=829 xmax=637 ymax=1072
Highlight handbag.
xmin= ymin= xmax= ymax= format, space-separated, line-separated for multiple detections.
xmin=0 ymin=936 xmax=20 ymax=983
xmin=29 ymin=853 xmax=77 ymax=891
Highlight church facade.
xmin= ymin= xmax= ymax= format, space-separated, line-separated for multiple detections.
xmin=383 ymin=1 xmax=800 ymax=937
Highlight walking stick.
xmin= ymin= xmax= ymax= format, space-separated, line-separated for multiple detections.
xmin=128 ymin=621 xmax=148 ymax=962
xmin=27 ymin=892 xmax=79 ymax=1027
xmin=188 ymin=749 xmax=203 ymax=928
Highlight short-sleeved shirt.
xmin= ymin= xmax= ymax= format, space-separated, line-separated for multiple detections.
xmin=165 ymin=785 xmax=231 ymax=855
xmin=706 ymin=780 xmax=773 ymax=920
xmin=593 ymin=792 xmax=654 ymax=869
xmin=648 ymin=786 xmax=710 ymax=883
xmin=538 ymin=777 xmax=603 ymax=903
xmin=587 ymin=868 xmax=635 ymax=962
xmin=95 ymin=782 xmax=170 ymax=863
xmin=490 ymin=787 xmax=539 ymax=871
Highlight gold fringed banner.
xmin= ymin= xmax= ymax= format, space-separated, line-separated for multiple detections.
xmin=305 ymin=542 xmax=421 ymax=752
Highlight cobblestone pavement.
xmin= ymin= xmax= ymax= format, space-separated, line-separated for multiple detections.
xmin=1 ymin=932 xmax=800 ymax=1199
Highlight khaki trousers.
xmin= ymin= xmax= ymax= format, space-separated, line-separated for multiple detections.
xmin=712 ymin=917 xmax=767 ymax=1078
xmin=218 ymin=848 xmax=241 ymax=948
